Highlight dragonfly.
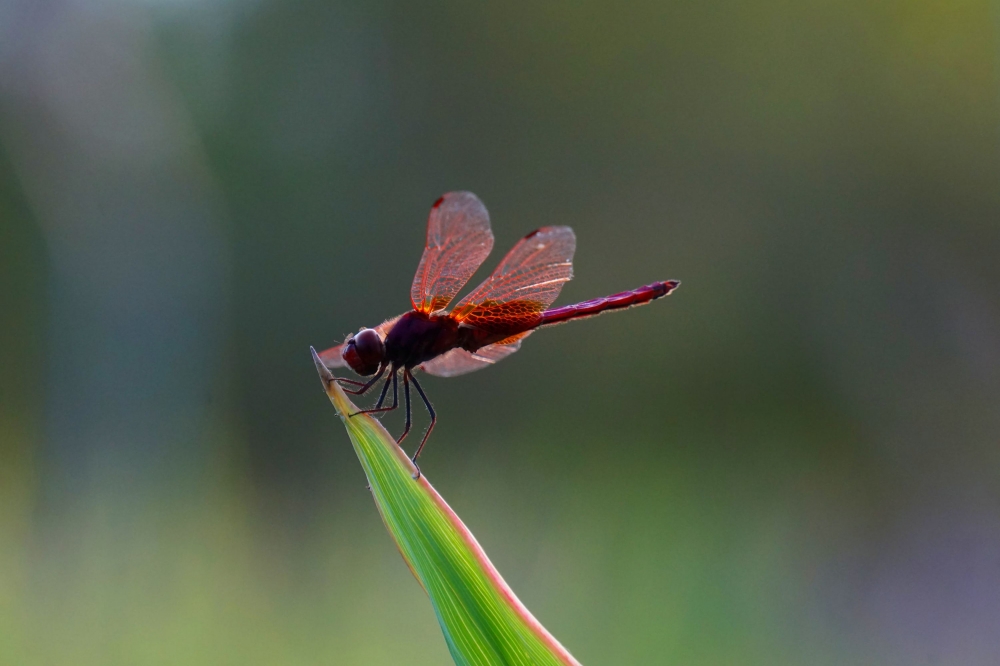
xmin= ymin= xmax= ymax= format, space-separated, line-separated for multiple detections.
xmin=319 ymin=191 xmax=679 ymax=475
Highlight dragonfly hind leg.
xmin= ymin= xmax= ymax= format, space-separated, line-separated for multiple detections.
xmin=344 ymin=367 xmax=435 ymax=482
xmin=396 ymin=371 xmax=413 ymax=446
xmin=407 ymin=369 xmax=436 ymax=480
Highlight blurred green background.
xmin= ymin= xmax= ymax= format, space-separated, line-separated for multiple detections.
xmin=2 ymin=1 xmax=999 ymax=664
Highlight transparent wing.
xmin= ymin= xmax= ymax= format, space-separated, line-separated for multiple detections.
xmin=449 ymin=226 xmax=575 ymax=332
xmin=419 ymin=335 xmax=530 ymax=377
xmin=317 ymin=314 xmax=403 ymax=369
xmin=410 ymin=192 xmax=494 ymax=314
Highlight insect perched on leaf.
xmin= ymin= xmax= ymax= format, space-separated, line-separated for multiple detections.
xmin=319 ymin=191 xmax=679 ymax=476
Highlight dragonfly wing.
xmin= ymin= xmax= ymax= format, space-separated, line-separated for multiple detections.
xmin=411 ymin=192 xmax=494 ymax=314
xmin=318 ymin=345 xmax=349 ymax=368
xmin=419 ymin=335 xmax=529 ymax=377
xmin=317 ymin=314 xmax=403 ymax=370
xmin=449 ymin=226 xmax=575 ymax=332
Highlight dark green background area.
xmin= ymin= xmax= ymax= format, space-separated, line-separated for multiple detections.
xmin=1 ymin=1 xmax=998 ymax=664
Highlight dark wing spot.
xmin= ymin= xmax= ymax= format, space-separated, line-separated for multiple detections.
xmin=523 ymin=229 xmax=540 ymax=239
xmin=432 ymin=196 xmax=445 ymax=209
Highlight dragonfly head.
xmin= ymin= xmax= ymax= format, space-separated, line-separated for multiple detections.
xmin=342 ymin=328 xmax=385 ymax=376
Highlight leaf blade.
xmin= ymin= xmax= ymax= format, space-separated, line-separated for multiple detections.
xmin=311 ymin=348 xmax=582 ymax=666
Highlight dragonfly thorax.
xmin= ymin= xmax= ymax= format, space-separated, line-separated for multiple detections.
xmin=383 ymin=311 xmax=464 ymax=369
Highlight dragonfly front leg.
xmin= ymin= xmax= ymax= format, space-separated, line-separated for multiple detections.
xmin=336 ymin=364 xmax=386 ymax=395
xmin=351 ymin=368 xmax=399 ymax=417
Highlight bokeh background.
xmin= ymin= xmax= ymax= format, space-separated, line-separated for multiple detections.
xmin=2 ymin=1 xmax=999 ymax=664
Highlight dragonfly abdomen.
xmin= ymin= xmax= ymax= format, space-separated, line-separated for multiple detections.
xmin=540 ymin=280 xmax=679 ymax=327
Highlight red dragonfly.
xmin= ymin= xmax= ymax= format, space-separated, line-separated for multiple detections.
xmin=319 ymin=191 xmax=678 ymax=474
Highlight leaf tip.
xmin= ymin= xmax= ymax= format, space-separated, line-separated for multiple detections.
xmin=312 ymin=346 xmax=362 ymax=420
xmin=311 ymin=346 xmax=335 ymax=385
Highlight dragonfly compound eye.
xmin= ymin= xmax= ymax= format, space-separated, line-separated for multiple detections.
xmin=342 ymin=328 xmax=385 ymax=376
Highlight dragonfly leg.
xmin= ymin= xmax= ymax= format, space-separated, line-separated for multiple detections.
xmin=408 ymin=370 xmax=436 ymax=479
xmin=337 ymin=365 xmax=385 ymax=395
xmin=351 ymin=368 xmax=399 ymax=417
xmin=350 ymin=372 xmax=391 ymax=416
xmin=396 ymin=371 xmax=412 ymax=448
xmin=374 ymin=370 xmax=394 ymax=409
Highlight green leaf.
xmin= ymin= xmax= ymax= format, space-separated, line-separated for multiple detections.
xmin=311 ymin=348 xmax=582 ymax=666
